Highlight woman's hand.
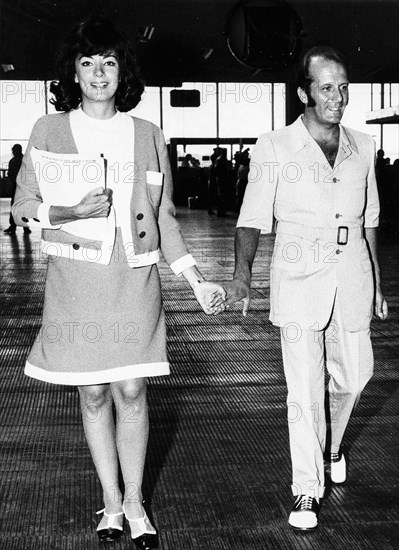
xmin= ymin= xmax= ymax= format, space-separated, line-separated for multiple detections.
xmin=75 ymin=187 xmax=113 ymax=219
xmin=193 ymin=281 xmax=226 ymax=315
xmin=48 ymin=188 xmax=113 ymax=226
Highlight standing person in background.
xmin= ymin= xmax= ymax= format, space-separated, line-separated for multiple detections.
xmin=208 ymin=146 xmax=220 ymax=215
xmin=225 ymin=46 xmax=388 ymax=531
xmin=214 ymin=147 xmax=229 ymax=217
xmin=234 ymin=148 xmax=250 ymax=212
xmin=4 ymin=144 xmax=30 ymax=234
xmin=12 ymin=17 xmax=225 ymax=549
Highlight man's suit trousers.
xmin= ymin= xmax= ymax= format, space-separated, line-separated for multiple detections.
xmin=280 ymin=292 xmax=373 ymax=497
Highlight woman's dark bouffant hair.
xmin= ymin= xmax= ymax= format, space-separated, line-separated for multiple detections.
xmin=50 ymin=17 xmax=144 ymax=112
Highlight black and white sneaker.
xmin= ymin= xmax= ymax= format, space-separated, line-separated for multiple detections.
xmin=288 ymin=495 xmax=320 ymax=531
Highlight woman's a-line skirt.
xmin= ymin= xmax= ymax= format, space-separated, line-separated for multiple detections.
xmin=25 ymin=233 xmax=169 ymax=385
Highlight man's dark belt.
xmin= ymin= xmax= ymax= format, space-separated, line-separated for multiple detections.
xmin=276 ymin=221 xmax=363 ymax=245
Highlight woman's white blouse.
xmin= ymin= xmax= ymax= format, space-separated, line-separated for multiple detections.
xmin=70 ymin=108 xmax=135 ymax=245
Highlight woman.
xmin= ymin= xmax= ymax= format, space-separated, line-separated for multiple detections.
xmin=12 ymin=17 xmax=225 ymax=549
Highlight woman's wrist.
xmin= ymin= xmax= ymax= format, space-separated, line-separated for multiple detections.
xmin=49 ymin=204 xmax=80 ymax=225
xmin=181 ymin=266 xmax=206 ymax=289
xmin=191 ymin=278 xmax=206 ymax=289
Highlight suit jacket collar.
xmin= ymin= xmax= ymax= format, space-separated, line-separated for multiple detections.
xmin=290 ymin=115 xmax=359 ymax=163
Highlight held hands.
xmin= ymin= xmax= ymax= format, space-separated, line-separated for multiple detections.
xmin=193 ymin=278 xmax=251 ymax=316
xmin=193 ymin=282 xmax=227 ymax=315
xmin=75 ymin=187 xmax=113 ymax=219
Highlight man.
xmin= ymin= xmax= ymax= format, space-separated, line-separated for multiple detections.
xmin=4 ymin=144 xmax=30 ymax=234
xmin=226 ymin=46 xmax=388 ymax=531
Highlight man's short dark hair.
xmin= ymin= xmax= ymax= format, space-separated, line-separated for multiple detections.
xmin=296 ymin=46 xmax=349 ymax=107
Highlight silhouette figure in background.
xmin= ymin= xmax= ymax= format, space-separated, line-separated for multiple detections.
xmin=214 ymin=147 xmax=229 ymax=217
xmin=207 ymin=146 xmax=220 ymax=215
xmin=234 ymin=148 xmax=250 ymax=212
xmin=376 ymin=148 xmax=385 ymax=175
xmin=4 ymin=144 xmax=30 ymax=234
xmin=376 ymin=150 xmax=398 ymax=229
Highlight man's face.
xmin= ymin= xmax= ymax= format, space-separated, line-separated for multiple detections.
xmin=304 ymin=57 xmax=349 ymax=126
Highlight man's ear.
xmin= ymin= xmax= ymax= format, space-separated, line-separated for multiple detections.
xmin=297 ymin=87 xmax=308 ymax=105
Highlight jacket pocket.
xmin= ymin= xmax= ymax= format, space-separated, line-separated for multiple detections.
xmin=146 ymin=170 xmax=164 ymax=207
xmin=361 ymin=255 xmax=373 ymax=273
xmin=270 ymin=237 xmax=307 ymax=274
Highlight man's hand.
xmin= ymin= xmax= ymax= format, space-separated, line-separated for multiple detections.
xmin=225 ymin=278 xmax=251 ymax=316
xmin=223 ymin=227 xmax=259 ymax=316
xmin=374 ymin=288 xmax=388 ymax=320
xmin=365 ymin=228 xmax=388 ymax=321
xmin=193 ymin=281 xmax=226 ymax=315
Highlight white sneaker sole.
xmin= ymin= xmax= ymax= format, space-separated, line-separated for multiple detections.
xmin=288 ymin=511 xmax=318 ymax=531
xmin=330 ymin=455 xmax=347 ymax=484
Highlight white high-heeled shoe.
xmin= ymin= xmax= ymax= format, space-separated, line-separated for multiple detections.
xmin=96 ymin=508 xmax=124 ymax=542
xmin=122 ymin=502 xmax=158 ymax=549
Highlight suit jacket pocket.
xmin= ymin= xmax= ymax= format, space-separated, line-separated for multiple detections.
xmin=270 ymin=237 xmax=307 ymax=274
xmin=361 ymin=255 xmax=373 ymax=273
xmin=146 ymin=170 xmax=164 ymax=207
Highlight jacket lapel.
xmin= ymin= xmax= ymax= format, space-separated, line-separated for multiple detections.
xmin=334 ymin=125 xmax=358 ymax=168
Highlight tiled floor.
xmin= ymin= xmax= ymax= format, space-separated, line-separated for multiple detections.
xmin=1 ymin=199 xmax=398 ymax=549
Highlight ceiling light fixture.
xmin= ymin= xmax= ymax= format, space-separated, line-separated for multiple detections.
xmin=1 ymin=64 xmax=15 ymax=73
xmin=138 ymin=25 xmax=155 ymax=42
xmin=201 ymin=48 xmax=214 ymax=61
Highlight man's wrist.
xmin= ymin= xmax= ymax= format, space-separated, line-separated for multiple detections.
xmin=233 ymin=272 xmax=251 ymax=286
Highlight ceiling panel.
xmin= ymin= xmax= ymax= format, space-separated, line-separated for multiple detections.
xmin=1 ymin=0 xmax=398 ymax=83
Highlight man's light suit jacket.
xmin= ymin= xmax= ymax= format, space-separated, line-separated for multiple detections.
xmin=237 ymin=116 xmax=379 ymax=332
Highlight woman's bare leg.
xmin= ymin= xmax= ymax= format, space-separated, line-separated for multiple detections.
xmin=78 ymin=384 xmax=123 ymax=513
xmin=110 ymin=377 xmax=149 ymax=519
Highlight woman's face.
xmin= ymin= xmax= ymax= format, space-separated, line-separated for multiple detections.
xmin=74 ymin=52 xmax=120 ymax=105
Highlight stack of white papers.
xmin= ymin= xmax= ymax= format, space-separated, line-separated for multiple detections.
xmin=30 ymin=148 xmax=115 ymax=241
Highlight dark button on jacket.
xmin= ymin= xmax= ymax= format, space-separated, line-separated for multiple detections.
xmin=139 ymin=231 xmax=146 ymax=238
xmin=136 ymin=213 xmax=144 ymax=220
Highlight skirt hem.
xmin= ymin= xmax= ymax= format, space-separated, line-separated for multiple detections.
xmin=25 ymin=360 xmax=170 ymax=385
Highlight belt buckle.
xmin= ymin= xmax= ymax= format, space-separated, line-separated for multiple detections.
xmin=337 ymin=226 xmax=349 ymax=245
